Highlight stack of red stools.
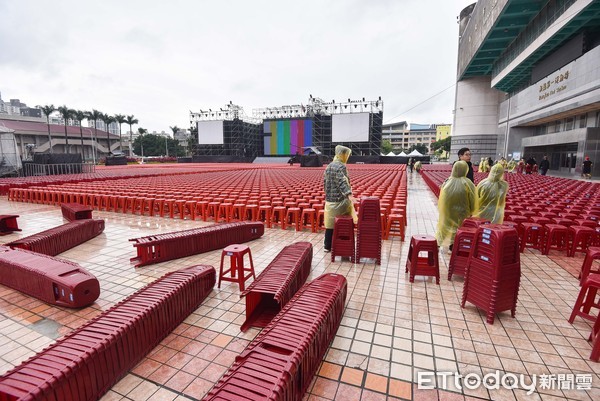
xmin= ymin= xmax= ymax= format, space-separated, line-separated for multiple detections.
xmin=331 ymin=216 xmax=355 ymax=262
xmin=61 ymin=203 xmax=93 ymax=221
xmin=356 ymin=197 xmax=382 ymax=265
xmin=0 ymin=246 xmax=100 ymax=308
xmin=461 ymin=217 xmax=491 ymax=229
xmin=5 ymin=219 xmax=105 ymax=256
xmin=461 ymin=224 xmax=521 ymax=324
xmin=448 ymin=227 xmax=477 ymax=280
xmin=0 ymin=265 xmax=215 ymax=401
xmin=203 ymin=273 xmax=347 ymax=401
xmin=240 ymin=242 xmax=313 ymax=331
xmin=0 ymin=215 xmax=21 ymax=235
xmin=129 ymin=221 xmax=264 ymax=267
xmin=590 ymin=313 xmax=600 ymax=361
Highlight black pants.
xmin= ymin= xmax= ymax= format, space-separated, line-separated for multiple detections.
xmin=324 ymin=229 xmax=334 ymax=250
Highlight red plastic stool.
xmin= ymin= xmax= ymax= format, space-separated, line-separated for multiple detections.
xmin=405 ymin=235 xmax=439 ymax=284
xmin=231 ymin=204 xmax=246 ymax=221
xmin=590 ymin=315 xmax=600 ymax=361
xmin=580 ymin=247 xmax=600 ymax=285
xmin=384 ymin=214 xmax=405 ymax=240
xmin=285 ymin=207 xmax=301 ymax=231
xmin=206 ymin=201 xmax=221 ymax=221
xmin=217 ymin=202 xmax=233 ymax=223
xmin=271 ymin=206 xmax=287 ymax=229
xmin=331 ymin=216 xmax=355 ymax=262
xmin=300 ymin=208 xmax=317 ymax=232
xmin=448 ymin=227 xmax=476 ymax=280
xmin=519 ymin=223 xmax=543 ymax=253
xmin=569 ymin=273 xmax=600 ymax=324
xmin=568 ymin=226 xmax=595 ymax=257
xmin=541 ymin=224 xmax=569 ymax=255
xmin=0 ymin=215 xmax=21 ymax=234
xmin=258 ymin=205 xmax=272 ymax=228
xmin=317 ymin=209 xmax=325 ymax=231
xmin=245 ymin=204 xmax=259 ymax=221
xmin=218 ymin=244 xmax=256 ymax=291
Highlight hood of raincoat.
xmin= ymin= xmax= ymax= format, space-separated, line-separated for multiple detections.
xmin=451 ymin=161 xmax=469 ymax=178
xmin=488 ymin=163 xmax=504 ymax=182
xmin=333 ymin=145 xmax=352 ymax=164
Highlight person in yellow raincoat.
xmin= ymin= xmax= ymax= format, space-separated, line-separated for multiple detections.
xmin=323 ymin=145 xmax=358 ymax=252
xmin=436 ymin=160 xmax=476 ymax=250
xmin=474 ymin=163 xmax=508 ymax=223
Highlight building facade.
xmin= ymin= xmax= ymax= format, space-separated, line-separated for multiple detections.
xmin=452 ymin=0 xmax=600 ymax=177
xmin=382 ymin=122 xmax=449 ymax=154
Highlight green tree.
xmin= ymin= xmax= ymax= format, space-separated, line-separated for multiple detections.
xmin=381 ymin=139 xmax=394 ymax=154
xmin=72 ymin=110 xmax=87 ymax=160
xmin=57 ymin=105 xmax=73 ymax=153
xmin=114 ymin=114 xmax=127 ymax=151
xmin=133 ymin=133 xmax=183 ymax=157
xmin=85 ymin=109 xmax=103 ymax=162
xmin=38 ymin=104 xmax=55 ymax=153
xmin=100 ymin=113 xmax=115 ymax=154
xmin=431 ymin=136 xmax=451 ymax=154
xmin=125 ymin=115 xmax=138 ymax=155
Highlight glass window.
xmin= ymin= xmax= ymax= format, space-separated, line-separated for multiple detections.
xmin=579 ymin=114 xmax=587 ymax=128
xmin=565 ymin=117 xmax=574 ymax=131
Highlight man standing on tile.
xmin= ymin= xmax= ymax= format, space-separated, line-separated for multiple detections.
xmin=323 ymin=145 xmax=357 ymax=252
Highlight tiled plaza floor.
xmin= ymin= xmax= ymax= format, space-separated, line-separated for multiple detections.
xmin=1 ymin=171 xmax=600 ymax=400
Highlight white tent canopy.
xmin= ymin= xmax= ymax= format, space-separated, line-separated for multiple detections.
xmin=407 ymin=149 xmax=423 ymax=156
xmin=398 ymin=151 xmax=407 ymax=156
xmin=386 ymin=151 xmax=396 ymax=156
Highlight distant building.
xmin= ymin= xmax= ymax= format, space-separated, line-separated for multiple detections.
xmin=382 ymin=122 xmax=450 ymax=154
xmin=435 ymin=124 xmax=452 ymax=158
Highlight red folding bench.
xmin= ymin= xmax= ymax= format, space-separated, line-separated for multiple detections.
xmin=0 ymin=246 xmax=100 ymax=308
xmin=203 ymin=273 xmax=347 ymax=401
xmin=129 ymin=221 xmax=264 ymax=267
xmin=5 ymin=219 xmax=105 ymax=256
xmin=60 ymin=203 xmax=93 ymax=221
xmin=0 ymin=215 xmax=21 ymax=235
xmin=0 ymin=265 xmax=215 ymax=401
xmin=240 ymin=242 xmax=313 ymax=332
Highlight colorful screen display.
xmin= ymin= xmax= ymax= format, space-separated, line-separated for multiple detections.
xmin=263 ymin=119 xmax=312 ymax=155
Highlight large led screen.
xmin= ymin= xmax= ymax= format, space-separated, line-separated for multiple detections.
xmin=263 ymin=119 xmax=312 ymax=155
xmin=197 ymin=120 xmax=224 ymax=145
xmin=332 ymin=113 xmax=370 ymax=142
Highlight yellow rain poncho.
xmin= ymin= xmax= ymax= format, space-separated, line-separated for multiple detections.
xmin=474 ymin=163 xmax=508 ymax=223
xmin=324 ymin=145 xmax=358 ymax=229
xmin=414 ymin=161 xmax=422 ymax=171
xmin=435 ymin=161 xmax=476 ymax=246
xmin=507 ymin=159 xmax=517 ymax=172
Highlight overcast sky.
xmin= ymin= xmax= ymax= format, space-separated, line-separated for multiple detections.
xmin=0 ymin=0 xmax=476 ymax=134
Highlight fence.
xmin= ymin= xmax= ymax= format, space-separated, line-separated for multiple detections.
xmin=23 ymin=162 xmax=96 ymax=177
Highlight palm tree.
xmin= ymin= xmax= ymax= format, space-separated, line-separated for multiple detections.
xmin=138 ymin=127 xmax=148 ymax=161
xmin=72 ymin=110 xmax=87 ymax=160
xmin=114 ymin=114 xmax=127 ymax=151
xmin=100 ymin=113 xmax=115 ymax=154
xmin=85 ymin=109 xmax=102 ymax=163
xmin=125 ymin=115 xmax=138 ymax=155
xmin=38 ymin=105 xmax=55 ymax=153
xmin=169 ymin=126 xmax=179 ymax=158
xmin=57 ymin=105 xmax=73 ymax=153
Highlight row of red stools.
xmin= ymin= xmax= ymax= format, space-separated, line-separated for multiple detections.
xmin=203 ymin=273 xmax=347 ymax=401
xmin=5 ymin=219 xmax=105 ymax=257
xmin=0 ymin=246 xmax=100 ymax=308
xmin=0 ymin=265 xmax=216 ymax=401
xmin=129 ymin=221 xmax=264 ymax=267
xmin=239 ymin=242 xmax=313 ymax=331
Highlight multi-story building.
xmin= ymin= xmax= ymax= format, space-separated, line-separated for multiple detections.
xmin=382 ymin=122 xmax=450 ymax=154
xmin=452 ymin=0 xmax=600 ymax=177
xmin=435 ymin=124 xmax=452 ymax=158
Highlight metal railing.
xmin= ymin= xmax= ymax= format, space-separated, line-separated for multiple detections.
xmin=23 ymin=163 xmax=96 ymax=177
